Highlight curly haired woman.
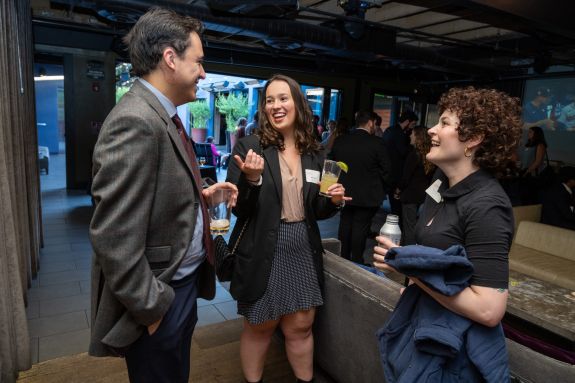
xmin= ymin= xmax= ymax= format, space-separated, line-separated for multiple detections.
xmin=377 ymin=85 xmax=522 ymax=321
xmin=374 ymin=86 xmax=522 ymax=378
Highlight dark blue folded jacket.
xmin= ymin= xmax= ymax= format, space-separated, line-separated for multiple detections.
xmin=377 ymin=244 xmax=509 ymax=383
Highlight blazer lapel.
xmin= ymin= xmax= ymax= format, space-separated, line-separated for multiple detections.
xmin=301 ymin=153 xmax=313 ymax=205
xmin=264 ymin=145 xmax=282 ymax=201
xmin=166 ymin=120 xmax=196 ymax=178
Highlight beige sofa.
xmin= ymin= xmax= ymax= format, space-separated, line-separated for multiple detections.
xmin=512 ymin=204 xmax=542 ymax=235
xmin=509 ymin=221 xmax=575 ymax=290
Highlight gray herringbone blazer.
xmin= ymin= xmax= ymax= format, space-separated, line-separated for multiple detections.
xmin=88 ymin=81 xmax=215 ymax=357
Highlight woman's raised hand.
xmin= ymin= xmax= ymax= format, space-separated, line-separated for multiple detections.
xmin=325 ymin=183 xmax=352 ymax=206
xmin=234 ymin=149 xmax=264 ymax=182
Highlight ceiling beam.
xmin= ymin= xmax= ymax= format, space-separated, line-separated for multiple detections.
xmin=393 ymin=0 xmax=575 ymax=40
xmin=468 ymin=0 xmax=575 ymax=40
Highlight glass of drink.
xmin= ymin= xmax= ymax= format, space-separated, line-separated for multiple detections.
xmin=199 ymin=157 xmax=206 ymax=166
xmin=208 ymin=189 xmax=232 ymax=235
xmin=319 ymin=159 xmax=342 ymax=197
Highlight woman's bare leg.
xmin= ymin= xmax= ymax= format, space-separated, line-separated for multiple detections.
xmin=240 ymin=318 xmax=280 ymax=382
xmin=280 ymin=309 xmax=316 ymax=381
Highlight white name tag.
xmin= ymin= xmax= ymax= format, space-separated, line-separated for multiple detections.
xmin=305 ymin=169 xmax=320 ymax=184
xmin=425 ymin=179 xmax=443 ymax=203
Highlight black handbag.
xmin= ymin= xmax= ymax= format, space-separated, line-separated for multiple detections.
xmin=214 ymin=218 xmax=249 ymax=282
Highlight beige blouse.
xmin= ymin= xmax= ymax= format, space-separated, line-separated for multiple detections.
xmin=278 ymin=151 xmax=305 ymax=222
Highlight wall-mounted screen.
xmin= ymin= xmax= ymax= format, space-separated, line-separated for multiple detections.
xmin=522 ymin=78 xmax=575 ymax=165
xmin=523 ymin=78 xmax=575 ymax=132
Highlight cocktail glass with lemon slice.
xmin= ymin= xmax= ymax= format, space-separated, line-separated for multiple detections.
xmin=319 ymin=160 xmax=348 ymax=196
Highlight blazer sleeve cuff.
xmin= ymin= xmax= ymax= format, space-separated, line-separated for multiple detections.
xmin=133 ymin=281 xmax=175 ymax=326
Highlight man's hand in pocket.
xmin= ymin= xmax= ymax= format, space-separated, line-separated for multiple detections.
xmin=147 ymin=317 xmax=163 ymax=335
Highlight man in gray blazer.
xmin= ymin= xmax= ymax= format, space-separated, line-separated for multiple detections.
xmin=89 ymin=8 xmax=237 ymax=383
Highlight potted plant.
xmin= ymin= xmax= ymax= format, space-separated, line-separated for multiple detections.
xmin=215 ymin=92 xmax=248 ymax=150
xmin=188 ymin=99 xmax=211 ymax=143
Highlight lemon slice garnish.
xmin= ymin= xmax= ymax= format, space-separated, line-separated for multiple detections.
xmin=337 ymin=161 xmax=349 ymax=173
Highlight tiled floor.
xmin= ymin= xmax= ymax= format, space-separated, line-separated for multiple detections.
xmin=29 ymin=152 xmax=346 ymax=363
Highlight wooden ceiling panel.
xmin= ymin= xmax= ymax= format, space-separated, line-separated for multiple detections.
xmin=366 ymin=3 xmax=426 ymax=22
xmin=383 ymin=11 xmax=457 ymax=30
xmin=417 ymin=19 xmax=486 ymax=35
xmin=446 ymin=28 xmax=523 ymax=42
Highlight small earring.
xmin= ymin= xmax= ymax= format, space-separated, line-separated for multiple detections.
xmin=464 ymin=147 xmax=472 ymax=157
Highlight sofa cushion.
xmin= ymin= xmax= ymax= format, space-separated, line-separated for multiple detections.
xmin=514 ymin=221 xmax=575 ymax=262
xmin=512 ymin=204 xmax=541 ymax=236
xmin=509 ymin=244 xmax=575 ymax=290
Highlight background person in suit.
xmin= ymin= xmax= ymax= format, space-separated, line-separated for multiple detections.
xmin=383 ymin=110 xmax=419 ymax=217
xmin=330 ymin=110 xmax=393 ymax=264
xmin=89 ymin=8 xmax=237 ymax=383
xmin=227 ymin=74 xmax=349 ymax=383
xmin=541 ymin=166 xmax=575 ymax=230
xmin=397 ymin=125 xmax=435 ymax=245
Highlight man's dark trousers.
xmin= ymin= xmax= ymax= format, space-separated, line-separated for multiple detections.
xmin=338 ymin=205 xmax=379 ymax=264
xmin=125 ymin=270 xmax=200 ymax=383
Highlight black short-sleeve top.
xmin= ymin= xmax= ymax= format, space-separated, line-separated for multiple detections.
xmin=415 ymin=169 xmax=513 ymax=289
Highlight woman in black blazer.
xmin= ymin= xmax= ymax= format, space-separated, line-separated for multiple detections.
xmin=227 ymin=74 xmax=349 ymax=383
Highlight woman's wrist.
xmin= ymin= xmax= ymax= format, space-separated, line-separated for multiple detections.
xmin=245 ymin=175 xmax=262 ymax=185
xmin=331 ymin=198 xmax=345 ymax=208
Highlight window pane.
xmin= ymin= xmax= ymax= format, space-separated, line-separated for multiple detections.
xmin=329 ymin=89 xmax=340 ymax=121
xmin=303 ymin=86 xmax=324 ymax=117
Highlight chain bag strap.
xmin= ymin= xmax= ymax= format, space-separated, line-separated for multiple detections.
xmin=214 ymin=219 xmax=248 ymax=281
xmin=214 ymin=139 xmax=263 ymax=281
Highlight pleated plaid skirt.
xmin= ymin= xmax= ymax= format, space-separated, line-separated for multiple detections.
xmin=237 ymin=220 xmax=324 ymax=324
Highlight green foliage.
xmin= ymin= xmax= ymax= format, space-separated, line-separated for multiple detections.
xmin=116 ymin=86 xmax=130 ymax=103
xmin=215 ymin=92 xmax=249 ymax=132
xmin=188 ymin=100 xmax=211 ymax=128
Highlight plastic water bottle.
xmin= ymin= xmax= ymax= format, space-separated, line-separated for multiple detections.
xmin=379 ymin=214 xmax=402 ymax=246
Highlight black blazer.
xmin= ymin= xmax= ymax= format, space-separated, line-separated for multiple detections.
xmin=541 ymin=183 xmax=575 ymax=230
xmin=329 ymin=129 xmax=393 ymax=207
xmin=398 ymin=147 xmax=433 ymax=204
xmin=226 ymin=135 xmax=339 ymax=302
xmin=383 ymin=124 xmax=410 ymax=188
